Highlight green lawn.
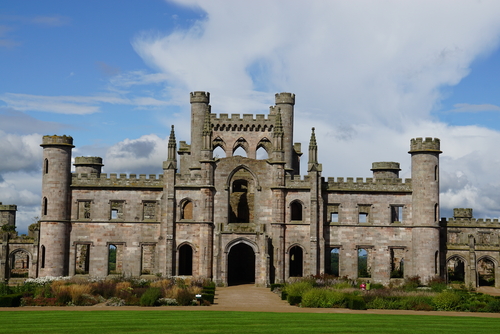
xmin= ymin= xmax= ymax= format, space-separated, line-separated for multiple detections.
xmin=1 ymin=310 xmax=499 ymax=334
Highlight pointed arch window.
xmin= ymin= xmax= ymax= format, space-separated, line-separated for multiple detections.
xmin=181 ymin=200 xmax=193 ymax=220
xmin=290 ymin=201 xmax=303 ymax=221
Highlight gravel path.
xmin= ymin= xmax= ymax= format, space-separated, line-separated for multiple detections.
xmin=2 ymin=284 xmax=500 ymax=317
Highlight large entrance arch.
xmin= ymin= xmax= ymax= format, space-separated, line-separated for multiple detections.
xmin=228 ymin=243 xmax=255 ymax=285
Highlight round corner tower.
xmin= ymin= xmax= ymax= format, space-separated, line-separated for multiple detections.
xmin=39 ymin=135 xmax=74 ymax=276
xmin=409 ymin=137 xmax=442 ymax=283
xmin=190 ymin=91 xmax=210 ymax=163
xmin=275 ymin=92 xmax=295 ymax=172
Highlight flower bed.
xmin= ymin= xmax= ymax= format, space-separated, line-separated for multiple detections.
xmin=0 ymin=276 xmax=214 ymax=307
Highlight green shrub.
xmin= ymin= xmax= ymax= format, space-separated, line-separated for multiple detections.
xmin=301 ymin=288 xmax=345 ymax=308
xmin=201 ymin=293 xmax=214 ymax=304
xmin=281 ymin=291 xmax=287 ymax=300
xmin=346 ymin=295 xmax=366 ymax=310
xmin=284 ymin=281 xmax=314 ymax=305
xmin=270 ymin=283 xmax=283 ymax=291
xmin=0 ymin=293 xmax=24 ymax=307
xmin=332 ymin=281 xmax=352 ymax=289
xmin=486 ymin=299 xmax=500 ymax=313
xmin=0 ymin=283 xmax=12 ymax=296
xmin=287 ymin=295 xmax=302 ymax=305
xmin=428 ymin=277 xmax=447 ymax=292
xmin=433 ymin=290 xmax=462 ymax=311
xmin=140 ymin=287 xmax=162 ymax=306
xmin=176 ymin=288 xmax=195 ymax=306
xmin=402 ymin=276 xmax=420 ymax=292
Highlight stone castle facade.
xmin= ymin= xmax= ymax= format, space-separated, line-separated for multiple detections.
xmin=1 ymin=92 xmax=499 ymax=287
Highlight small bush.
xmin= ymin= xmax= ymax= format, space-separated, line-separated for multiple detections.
xmin=402 ymin=276 xmax=420 ymax=291
xmin=270 ymin=283 xmax=283 ymax=291
xmin=284 ymin=281 xmax=314 ymax=304
xmin=0 ymin=293 xmax=24 ymax=307
xmin=428 ymin=277 xmax=447 ymax=292
xmin=287 ymin=295 xmax=302 ymax=305
xmin=158 ymin=297 xmax=178 ymax=306
xmin=140 ymin=287 xmax=162 ymax=306
xmin=433 ymin=290 xmax=462 ymax=311
xmin=486 ymin=299 xmax=500 ymax=313
xmin=91 ymin=280 xmax=117 ymax=299
xmin=201 ymin=293 xmax=214 ymax=304
xmin=346 ymin=295 xmax=366 ymax=310
xmin=176 ymin=288 xmax=195 ymax=306
xmin=106 ymin=297 xmax=125 ymax=306
xmin=301 ymin=288 xmax=345 ymax=308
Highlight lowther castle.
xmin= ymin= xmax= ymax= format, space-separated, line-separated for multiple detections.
xmin=1 ymin=92 xmax=499 ymax=287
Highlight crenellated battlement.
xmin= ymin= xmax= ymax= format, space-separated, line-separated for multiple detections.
xmin=41 ymin=135 xmax=74 ymax=147
xmin=0 ymin=203 xmax=17 ymax=211
xmin=447 ymin=218 xmax=500 ymax=225
xmin=285 ymin=174 xmax=311 ymax=188
xmin=275 ymin=92 xmax=295 ymax=105
xmin=409 ymin=137 xmax=441 ymax=153
xmin=325 ymin=177 xmax=412 ymax=192
xmin=71 ymin=173 xmax=163 ymax=188
xmin=211 ymin=113 xmax=276 ymax=132
xmin=190 ymin=91 xmax=210 ymax=104
xmin=454 ymin=208 xmax=473 ymax=219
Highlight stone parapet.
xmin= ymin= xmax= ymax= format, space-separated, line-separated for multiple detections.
xmin=409 ymin=137 xmax=441 ymax=153
xmin=284 ymin=175 xmax=311 ymax=188
xmin=0 ymin=203 xmax=17 ymax=211
xmin=211 ymin=113 xmax=276 ymax=132
xmin=326 ymin=177 xmax=412 ymax=192
xmin=71 ymin=173 xmax=163 ymax=188
xmin=275 ymin=92 xmax=295 ymax=105
xmin=190 ymin=91 xmax=210 ymax=104
xmin=454 ymin=208 xmax=473 ymax=218
xmin=74 ymin=156 xmax=103 ymax=166
xmin=447 ymin=218 xmax=500 ymax=226
xmin=41 ymin=135 xmax=75 ymax=147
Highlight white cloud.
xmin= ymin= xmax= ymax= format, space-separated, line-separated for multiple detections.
xmin=104 ymin=134 xmax=168 ymax=174
xmin=0 ymin=131 xmax=42 ymax=172
xmin=129 ymin=0 xmax=500 ymax=219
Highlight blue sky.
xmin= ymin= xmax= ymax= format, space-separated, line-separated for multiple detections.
xmin=2 ymin=0 xmax=500 ymax=233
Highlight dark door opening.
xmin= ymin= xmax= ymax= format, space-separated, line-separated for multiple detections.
xmin=289 ymin=246 xmax=303 ymax=277
xmin=228 ymin=243 xmax=255 ymax=285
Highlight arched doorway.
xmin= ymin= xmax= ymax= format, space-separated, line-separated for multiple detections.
xmin=178 ymin=244 xmax=193 ymax=276
xmin=228 ymin=243 xmax=255 ymax=285
xmin=9 ymin=249 xmax=30 ymax=278
xmin=447 ymin=256 xmax=465 ymax=283
xmin=289 ymin=246 xmax=303 ymax=277
xmin=478 ymin=257 xmax=495 ymax=286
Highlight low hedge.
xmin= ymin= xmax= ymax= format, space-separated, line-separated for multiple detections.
xmin=201 ymin=293 xmax=215 ymax=304
xmin=0 ymin=293 xmax=24 ymax=307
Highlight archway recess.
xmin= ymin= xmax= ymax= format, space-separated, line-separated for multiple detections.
xmin=228 ymin=243 xmax=255 ymax=285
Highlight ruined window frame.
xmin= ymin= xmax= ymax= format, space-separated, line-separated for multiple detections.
xmin=389 ymin=246 xmax=405 ymax=279
xmin=77 ymin=200 xmax=92 ymax=220
xmin=109 ymin=200 xmax=125 ymax=221
xmin=328 ymin=204 xmax=340 ymax=224
xmin=140 ymin=243 xmax=156 ymax=275
xmin=358 ymin=204 xmax=371 ymax=224
xmin=290 ymin=200 xmax=303 ymax=222
xmin=390 ymin=205 xmax=404 ymax=224
xmin=357 ymin=246 xmax=373 ymax=278
xmin=74 ymin=242 xmax=92 ymax=275
xmin=142 ymin=201 xmax=157 ymax=221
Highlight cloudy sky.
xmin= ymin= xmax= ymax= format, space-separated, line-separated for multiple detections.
xmin=2 ymin=0 xmax=500 ymax=233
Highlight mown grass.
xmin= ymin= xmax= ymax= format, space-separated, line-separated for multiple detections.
xmin=1 ymin=311 xmax=500 ymax=334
